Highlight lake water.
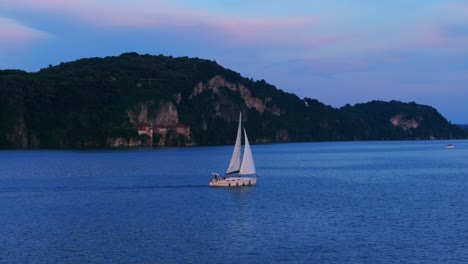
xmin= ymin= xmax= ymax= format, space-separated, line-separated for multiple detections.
xmin=1 ymin=141 xmax=467 ymax=263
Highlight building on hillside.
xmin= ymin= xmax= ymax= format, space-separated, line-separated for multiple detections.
xmin=154 ymin=125 xmax=190 ymax=137
xmin=136 ymin=122 xmax=153 ymax=136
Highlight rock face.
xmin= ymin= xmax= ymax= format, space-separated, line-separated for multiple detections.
xmin=192 ymin=75 xmax=267 ymax=113
xmin=125 ymin=100 xmax=191 ymax=146
xmin=107 ymin=137 xmax=143 ymax=147
xmin=6 ymin=117 xmax=28 ymax=148
xmin=155 ymin=101 xmax=179 ymax=126
xmin=390 ymin=114 xmax=420 ymax=130
xmin=127 ymin=100 xmax=179 ymax=127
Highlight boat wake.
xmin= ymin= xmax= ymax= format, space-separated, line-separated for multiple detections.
xmin=0 ymin=184 xmax=208 ymax=194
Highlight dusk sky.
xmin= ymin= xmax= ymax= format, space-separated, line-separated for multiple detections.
xmin=1 ymin=0 xmax=468 ymax=123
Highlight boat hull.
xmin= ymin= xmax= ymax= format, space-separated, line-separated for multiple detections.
xmin=209 ymin=177 xmax=257 ymax=187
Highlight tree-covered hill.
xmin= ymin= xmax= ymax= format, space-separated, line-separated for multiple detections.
xmin=0 ymin=53 xmax=466 ymax=148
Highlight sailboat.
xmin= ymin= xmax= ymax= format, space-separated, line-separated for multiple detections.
xmin=209 ymin=112 xmax=257 ymax=187
xmin=445 ymin=132 xmax=456 ymax=149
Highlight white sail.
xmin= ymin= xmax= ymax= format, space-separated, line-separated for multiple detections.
xmin=226 ymin=113 xmax=242 ymax=174
xmin=239 ymin=128 xmax=256 ymax=175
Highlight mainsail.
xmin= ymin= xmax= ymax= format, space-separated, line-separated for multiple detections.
xmin=239 ymin=128 xmax=256 ymax=175
xmin=226 ymin=113 xmax=242 ymax=174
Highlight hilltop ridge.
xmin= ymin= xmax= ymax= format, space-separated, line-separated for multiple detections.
xmin=0 ymin=52 xmax=466 ymax=148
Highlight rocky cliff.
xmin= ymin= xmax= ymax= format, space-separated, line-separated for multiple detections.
xmin=125 ymin=100 xmax=191 ymax=146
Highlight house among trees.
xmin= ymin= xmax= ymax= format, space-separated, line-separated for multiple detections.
xmin=134 ymin=122 xmax=192 ymax=146
xmin=155 ymin=125 xmax=190 ymax=137
xmin=136 ymin=122 xmax=153 ymax=136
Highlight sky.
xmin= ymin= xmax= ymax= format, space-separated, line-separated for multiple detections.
xmin=1 ymin=0 xmax=468 ymax=123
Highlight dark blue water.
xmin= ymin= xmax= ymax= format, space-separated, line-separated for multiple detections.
xmin=1 ymin=141 xmax=467 ymax=263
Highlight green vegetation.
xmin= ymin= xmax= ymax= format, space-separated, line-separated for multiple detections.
xmin=0 ymin=53 xmax=466 ymax=148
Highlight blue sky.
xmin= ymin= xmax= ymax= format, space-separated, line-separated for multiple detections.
xmin=1 ymin=0 xmax=468 ymax=123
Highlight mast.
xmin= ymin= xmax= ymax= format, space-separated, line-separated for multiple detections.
xmin=226 ymin=112 xmax=242 ymax=174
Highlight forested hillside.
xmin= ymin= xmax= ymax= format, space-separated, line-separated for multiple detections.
xmin=0 ymin=53 xmax=465 ymax=148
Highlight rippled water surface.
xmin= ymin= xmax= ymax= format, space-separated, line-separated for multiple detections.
xmin=1 ymin=141 xmax=468 ymax=263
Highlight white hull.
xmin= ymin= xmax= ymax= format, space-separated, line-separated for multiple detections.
xmin=209 ymin=177 xmax=257 ymax=187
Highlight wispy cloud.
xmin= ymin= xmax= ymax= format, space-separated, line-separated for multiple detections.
xmin=438 ymin=2 xmax=468 ymax=18
xmin=391 ymin=3 xmax=468 ymax=52
xmin=0 ymin=16 xmax=50 ymax=53
xmin=28 ymin=0 xmax=319 ymax=31
xmin=0 ymin=0 xmax=320 ymax=47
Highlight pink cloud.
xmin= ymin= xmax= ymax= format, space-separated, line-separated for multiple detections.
xmin=1 ymin=0 xmax=321 ymax=46
xmin=0 ymin=17 xmax=50 ymax=53
xmin=400 ymin=22 xmax=468 ymax=53
xmin=4 ymin=0 xmax=90 ymax=11
xmin=0 ymin=0 xmax=170 ymax=26
xmin=301 ymin=32 xmax=369 ymax=50
xmin=439 ymin=2 xmax=468 ymax=17
xmin=80 ymin=5 xmax=320 ymax=46
xmin=412 ymin=25 xmax=448 ymax=48
xmin=390 ymin=3 xmax=468 ymax=52
xmin=196 ymin=16 xmax=320 ymax=45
